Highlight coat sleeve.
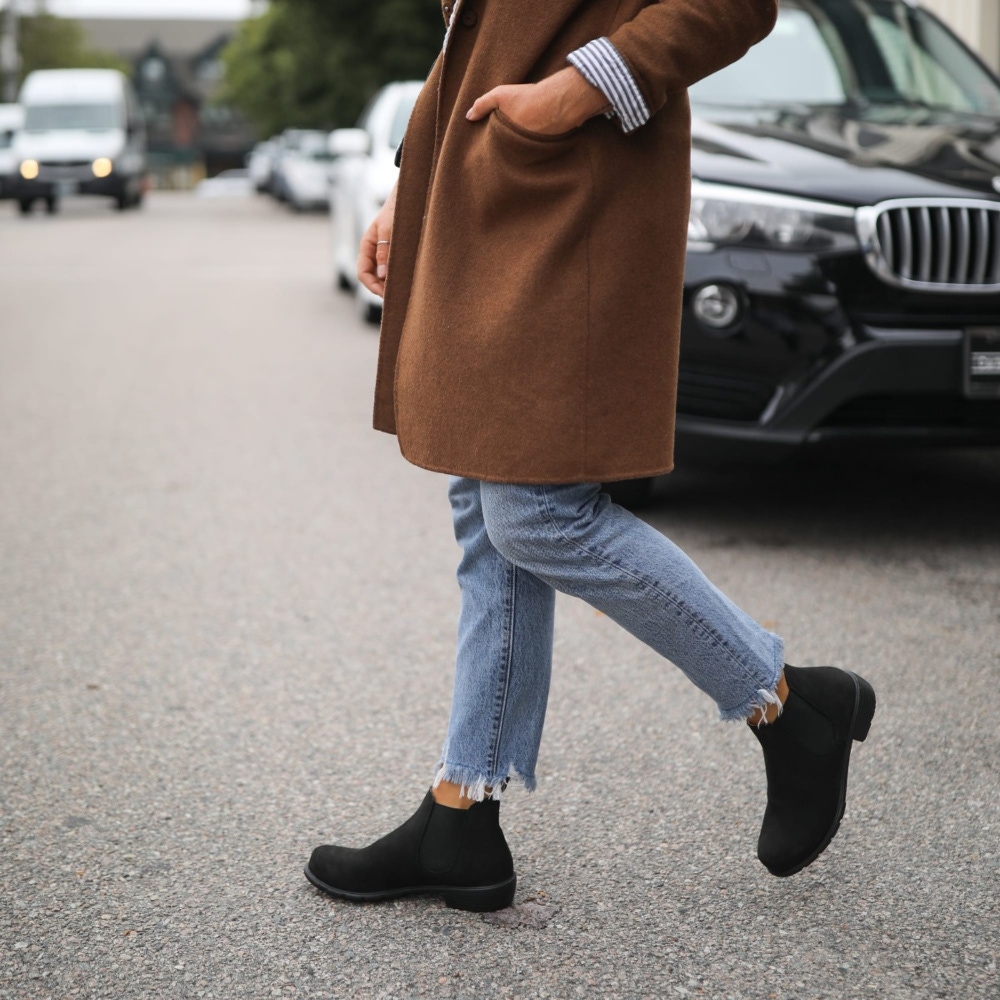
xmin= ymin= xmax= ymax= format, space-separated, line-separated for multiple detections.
xmin=604 ymin=0 xmax=779 ymax=119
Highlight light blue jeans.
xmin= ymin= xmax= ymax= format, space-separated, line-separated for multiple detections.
xmin=436 ymin=478 xmax=785 ymax=800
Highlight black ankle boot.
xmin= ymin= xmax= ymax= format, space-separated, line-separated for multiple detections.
xmin=751 ymin=665 xmax=877 ymax=877
xmin=304 ymin=790 xmax=516 ymax=912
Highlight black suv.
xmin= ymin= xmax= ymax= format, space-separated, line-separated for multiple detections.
xmin=674 ymin=0 xmax=1000 ymax=465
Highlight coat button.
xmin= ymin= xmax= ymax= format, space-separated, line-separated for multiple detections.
xmin=460 ymin=9 xmax=478 ymax=27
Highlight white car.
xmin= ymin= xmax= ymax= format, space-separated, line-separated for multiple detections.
xmin=328 ymin=81 xmax=423 ymax=323
xmin=272 ymin=129 xmax=332 ymax=212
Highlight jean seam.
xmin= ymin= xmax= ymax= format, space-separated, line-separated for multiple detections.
xmin=489 ymin=559 xmax=517 ymax=777
xmin=534 ymin=485 xmax=763 ymax=689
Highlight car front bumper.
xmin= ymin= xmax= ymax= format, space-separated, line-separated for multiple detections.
xmin=8 ymin=165 xmax=127 ymax=200
xmin=677 ymin=248 xmax=1000 ymax=459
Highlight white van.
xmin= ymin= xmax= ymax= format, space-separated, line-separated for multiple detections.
xmin=12 ymin=69 xmax=146 ymax=215
xmin=0 ymin=103 xmax=24 ymax=201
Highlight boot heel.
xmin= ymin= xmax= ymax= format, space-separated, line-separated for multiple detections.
xmin=850 ymin=673 xmax=877 ymax=743
xmin=442 ymin=875 xmax=516 ymax=913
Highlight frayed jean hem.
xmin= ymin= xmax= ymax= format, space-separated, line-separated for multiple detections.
xmin=717 ymin=631 xmax=785 ymax=722
xmin=433 ymin=761 xmax=536 ymax=802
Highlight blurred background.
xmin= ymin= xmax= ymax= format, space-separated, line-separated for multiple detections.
xmin=0 ymin=0 xmax=443 ymax=187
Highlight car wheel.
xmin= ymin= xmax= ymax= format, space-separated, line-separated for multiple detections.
xmin=602 ymin=477 xmax=655 ymax=509
xmin=45 ymin=197 xmax=59 ymax=215
xmin=337 ymin=271 xmax=353 ymax=292
xmin=18 ymin=198 xmax=33 ymax=215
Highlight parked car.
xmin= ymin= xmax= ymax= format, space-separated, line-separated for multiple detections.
xmin=0 ymin=104 xmax=23 ymax=201
xmin=10 ymin=69 xmax=146 ymax=214
xmin=603 ymin=0 xmax=1000 ymax=503
xmin=270 ymin=129 xmax=333 ymax=211
xmin=328 ymin=81 xmax=423 ymax=322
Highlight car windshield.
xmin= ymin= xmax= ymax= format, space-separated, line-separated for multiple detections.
xmin=0 ymin=129 xmax=14 ymax=149
xmin=24 ymin=103 xmax=120 ymax=131
xmin=299 ymin=133 xmax=333 ymax=161
xmin=690 ymin=0 xmax=1000 ymax=116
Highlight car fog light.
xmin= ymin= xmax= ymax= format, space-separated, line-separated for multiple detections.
xmin=20 ymin=160 xmax=39 ymax=180
xmin=692 ymin=283 xmax=743 ymax=332
xmin=92 ymin=158 xmax=113 ymax=179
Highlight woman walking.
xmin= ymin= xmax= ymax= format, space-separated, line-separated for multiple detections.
xmin=305 ymin=0 xmax=876 ymax=911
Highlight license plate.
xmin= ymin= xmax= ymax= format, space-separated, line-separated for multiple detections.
xmin=964 ymin=327 xmax=1000 ymax=399
xmin=55 ymin=180 xmax=78 ymax=198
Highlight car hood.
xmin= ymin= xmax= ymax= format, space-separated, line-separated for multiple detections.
xmin=691 ymin=103 xmax=1000 ymax=207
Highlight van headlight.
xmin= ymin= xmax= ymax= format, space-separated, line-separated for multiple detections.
xmin=20 ymin=160 xmax=39 ymax=180
xmin=688 ymin=181 xmax=858 ymax=252
xmin=92 ymin=158 xmax=114 ymax=178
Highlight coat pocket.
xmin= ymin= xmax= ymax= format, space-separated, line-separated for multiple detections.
xmin=466 ymin=111 xmax=588 ymax=232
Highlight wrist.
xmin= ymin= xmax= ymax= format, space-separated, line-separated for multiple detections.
xmin=542 ymin=66 xmax=611 ymax=128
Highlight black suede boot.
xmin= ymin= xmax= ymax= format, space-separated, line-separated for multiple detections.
xmin=304 ymin=790 xmax=516 ymax=912
xmin=751 ymin=665 xmax=877 ymax=877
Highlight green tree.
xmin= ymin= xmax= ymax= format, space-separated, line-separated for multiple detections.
xmin=19 ymin=13 xmax=129 ymax=81
xmin=219 ymin=0 xmax=442 ymax=137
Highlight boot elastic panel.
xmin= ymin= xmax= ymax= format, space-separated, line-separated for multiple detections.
xmin=770 ymin=690 xmax=837 ymax=756
xmin=419 ymin=800 xmax=471 ymax=873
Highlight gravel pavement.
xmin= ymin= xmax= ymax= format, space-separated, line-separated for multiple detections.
xmin=1 ymin=193 xmax=997 ymax=1000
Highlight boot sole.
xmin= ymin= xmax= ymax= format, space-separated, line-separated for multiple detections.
xmin=769 ymin=670 xmax=877 ymax=878
xmin=303 ymin=865 xmax=517 ymax=913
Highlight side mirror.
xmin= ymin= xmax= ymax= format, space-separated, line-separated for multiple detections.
xmin=328 ymin=128 xmax=370 ymax=158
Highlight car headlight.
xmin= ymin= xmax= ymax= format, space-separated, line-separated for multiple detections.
xmin=688 ymin=181 xmax=858 ymax=253
xmin=20 ymin=159 xmax=39 ymax=180
xmin=92 ymin=158 xmax=113 ymax=178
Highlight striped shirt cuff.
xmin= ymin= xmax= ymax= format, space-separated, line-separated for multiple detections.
xmin=567 ymin=37 xmax=650 ymax=134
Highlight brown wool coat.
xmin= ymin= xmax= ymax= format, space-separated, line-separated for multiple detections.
xmin=375 ymin=0 xmax=778 ymax=483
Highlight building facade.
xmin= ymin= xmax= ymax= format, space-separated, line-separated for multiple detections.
xmin=77 ymin=17 xmax=256 ymax=185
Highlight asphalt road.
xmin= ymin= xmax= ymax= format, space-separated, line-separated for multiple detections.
xmin=1 ymin=192 xmax=998 ymax=1000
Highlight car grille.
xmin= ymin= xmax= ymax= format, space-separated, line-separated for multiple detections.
xmin=677 ymin=364 xmax=776 ymax=422
xmin=821 ymin=394 xmax=1000 ymax=430
xmin=857 ymin=198 xmax=1000 ymax=294
xmin=37 ymin=162 xmax=93 ymax=181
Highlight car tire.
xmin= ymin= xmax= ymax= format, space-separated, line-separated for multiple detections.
xmin=45 ymin=197 xmax=59 ymax=215
xmin=337 ymin=271 xmax=353 ymax=292
xmin=18 ymin=198 xmax=33 ymax=215
xmin=602 ymin=477 xmax=655 ymax=509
